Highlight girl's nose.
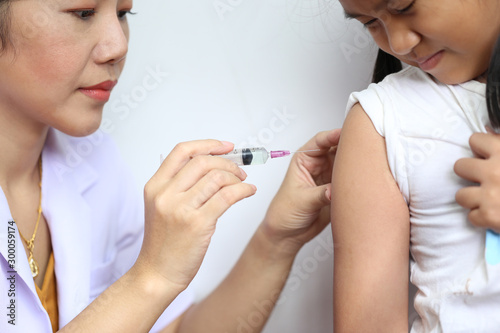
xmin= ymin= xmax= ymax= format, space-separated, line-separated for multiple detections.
xmin=93 ymin=15 xmax=129 ymax=65
xmin=384 ymin=17 xmax=420 ymax=56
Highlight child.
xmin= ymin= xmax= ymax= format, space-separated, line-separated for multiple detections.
xmin=331 ymin=0 xmax=500 ymax=331
xmin=0 ymin=0 xmax=340 ymax=332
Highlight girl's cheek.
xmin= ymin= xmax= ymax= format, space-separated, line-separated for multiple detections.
xmin=372 ymin=33 xmax=390 ymax=53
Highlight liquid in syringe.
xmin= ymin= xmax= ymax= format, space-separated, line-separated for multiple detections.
xmin=220 ymin=147 xmax=318 ymax=166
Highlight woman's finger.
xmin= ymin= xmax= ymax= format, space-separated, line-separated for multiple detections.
xmin=305 ymin=183 xmax=332 ymax=210
xmin=185 ymin=169 xmax=247 ymax=208
xmin=200 ymin=182 xmax=257 ymax=217
xmin=155 ymin=140 xmax=234 ymax=181
xmin=297 ymin=129 xmax=341 ymax=157
xmin=455 ymin=186 xmax=481 ymax=209
xmin=168 ymin=155 xmax=246 ymax=193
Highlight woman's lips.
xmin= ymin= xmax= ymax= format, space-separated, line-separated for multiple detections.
xmin=79 ymin=80 xmax=117 ymax=102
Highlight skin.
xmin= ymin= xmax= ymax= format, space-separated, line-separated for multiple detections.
xmin=340 ymin=0 xmax=500 ymax=85
xmin=333 ymin=0 xmax=500 ymax=331
xmin=0 ymin=0 xmax=341 ymax=332
xmin=332 ymin=104 xmax=410 ymax=332
xmin=455 ymin=129 xmax=500 ymax=234
xmin=0 ymin=0 xmax=131 ymax=289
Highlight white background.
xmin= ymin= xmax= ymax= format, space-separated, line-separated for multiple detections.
xmin=103 ymin=0 xmax=377 ymax=332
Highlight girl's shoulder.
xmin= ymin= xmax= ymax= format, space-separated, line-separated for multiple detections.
xmin=376 ymin=66 xmax=437 ymax=91
xmin=346 ymin=66 xmax=435 ymax=115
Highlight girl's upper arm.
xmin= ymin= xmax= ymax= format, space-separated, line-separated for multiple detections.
xmin=332 ymin=103 xmax=410 ymax=332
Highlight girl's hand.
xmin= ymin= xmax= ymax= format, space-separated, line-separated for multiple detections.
xmin=136 ymin=140 xmax=257 ymax=290
xmin=454 ymin=130 xmax=500 ymax=233
xmin=261 ymin=129 xmax=341 ymax=254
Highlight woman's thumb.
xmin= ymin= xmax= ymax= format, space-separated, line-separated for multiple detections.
xmin=308 ymin=183 xmax=332 ymax=210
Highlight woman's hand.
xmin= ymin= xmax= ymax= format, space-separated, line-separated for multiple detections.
xmin=454 ymin=130 xmax=500 ymax=233
xmin=136 ymin=140 xmax=257 ymax=291
xmin=261 ymin=129 xmax=341 ymax=254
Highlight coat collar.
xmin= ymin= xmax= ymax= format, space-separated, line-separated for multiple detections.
xmin=0 ymin=128 xmax=100 ymax=326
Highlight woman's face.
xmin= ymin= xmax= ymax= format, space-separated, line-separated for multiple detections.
xmin=339 ymin=0 xmax=500 ymax=85
xmin=0 ymin=0 xmax=132 ymax=136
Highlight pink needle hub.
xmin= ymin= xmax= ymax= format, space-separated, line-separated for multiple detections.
xmin=270 ymin=150 xmax=291 ymax=158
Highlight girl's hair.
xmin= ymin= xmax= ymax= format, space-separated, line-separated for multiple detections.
xmin=0 ymin=0 xmax=11 ymax=52
xmin=372 ymin=34 xmax=500 ymax=129
xmin=371 ymin=49 xmax=402 ymax=84
xmin=487 ymin=35 xmax=500 ymax=128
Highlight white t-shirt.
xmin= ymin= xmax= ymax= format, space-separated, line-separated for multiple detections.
xmin=346 ymin=66 xmax=500 ymax=332
xmin=0 ymin=128 xmax=193 ymax=332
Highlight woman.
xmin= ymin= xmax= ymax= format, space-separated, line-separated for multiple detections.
xmin=0 ymin=0 xmax=339 ymax=331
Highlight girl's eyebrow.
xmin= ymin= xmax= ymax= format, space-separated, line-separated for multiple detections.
xmin=343 ymin=0 xmax=389 ymax=19
xmin=344 ymin=10 xmax=361 ymax=19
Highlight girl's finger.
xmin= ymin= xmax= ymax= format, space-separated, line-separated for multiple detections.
xmin=468 ymin=208 xmax=489 ymax=229
xmin=154 ymin=140 xmax=234 ymax=181
xmin=455 ymin=186 xmax=481 ymax=209
xmin=185 ymin=169 xmax=246 ymax=208
xmin=200 ymin=183 xmax=257 ymax=217
xmin=454 ymin=158 xmax=485 ymax=183
xmin=169 ymin=155 xmax=246 ymax=193
xmin=469 ymin=132 xmax=500 ymax=159
xmin=485 ymin=125 xmax=496 ymax=134
xmin=468 ymin=207 xmax=500 ymax=232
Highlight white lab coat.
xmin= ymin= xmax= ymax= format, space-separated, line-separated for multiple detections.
xmin=0 ymin=129 xmax=192 ymax=332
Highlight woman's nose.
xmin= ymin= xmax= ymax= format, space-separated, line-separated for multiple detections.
xmin=93 ymin=15 xmax=129 ymax=65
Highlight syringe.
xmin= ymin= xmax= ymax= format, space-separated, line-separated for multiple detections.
xmin=220 ymin=147 xmax=319 ymax=166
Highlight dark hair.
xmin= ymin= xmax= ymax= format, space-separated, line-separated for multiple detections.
xmin=372 ymin=35 xmax=500 ymax=129
xmin=486 ymin=35 xmax=500 ymax=128
xmin=0 ymin=0 xmax=12 ymax=52
xmin=371 ymin=49 xmax=402 ymax=84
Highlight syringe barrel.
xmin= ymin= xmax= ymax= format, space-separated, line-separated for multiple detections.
xmin=220 ymin=147 xmax=269 ymax=166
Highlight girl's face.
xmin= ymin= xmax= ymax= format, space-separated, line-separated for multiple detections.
xmin=0 ymin=0 xmax=132 ymax=137
xmin=340 ymin=0 xmax=500 ymax=85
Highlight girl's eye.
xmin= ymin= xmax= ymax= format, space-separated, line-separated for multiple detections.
xmin=71 ymin=9 xmax=96 ymax=20
xmin=363 ymin=19 xmax=378 ymax=28
xmin=395 ymin=1 xmax=415 ymax=14
xmin=363 ymin=0 xmax=415 ymax=27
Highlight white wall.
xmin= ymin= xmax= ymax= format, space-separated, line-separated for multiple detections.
xmin=103 ymin=0 xmax=377 ymax=332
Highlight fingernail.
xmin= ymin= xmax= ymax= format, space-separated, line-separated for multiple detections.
xmin=326 ymin=188 xmax=331 ymax=201
xmin=240 ymin=168 xmax=247 ymax=179
xmin=221 ymin=141 xmax=234 ymax=148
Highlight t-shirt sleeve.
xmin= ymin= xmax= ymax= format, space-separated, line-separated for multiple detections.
xmin=345 ymin=82 xmax=387 ymax=137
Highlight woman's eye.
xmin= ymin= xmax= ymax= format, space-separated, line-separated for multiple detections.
xmin=71 ymin=9 xmax=96 ymax=20
xmin=118 ymin=10 xmax=135 ymax=20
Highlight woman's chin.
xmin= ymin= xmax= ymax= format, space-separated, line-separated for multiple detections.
xmin=58 ymin=119 xmax=103 ymax=137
